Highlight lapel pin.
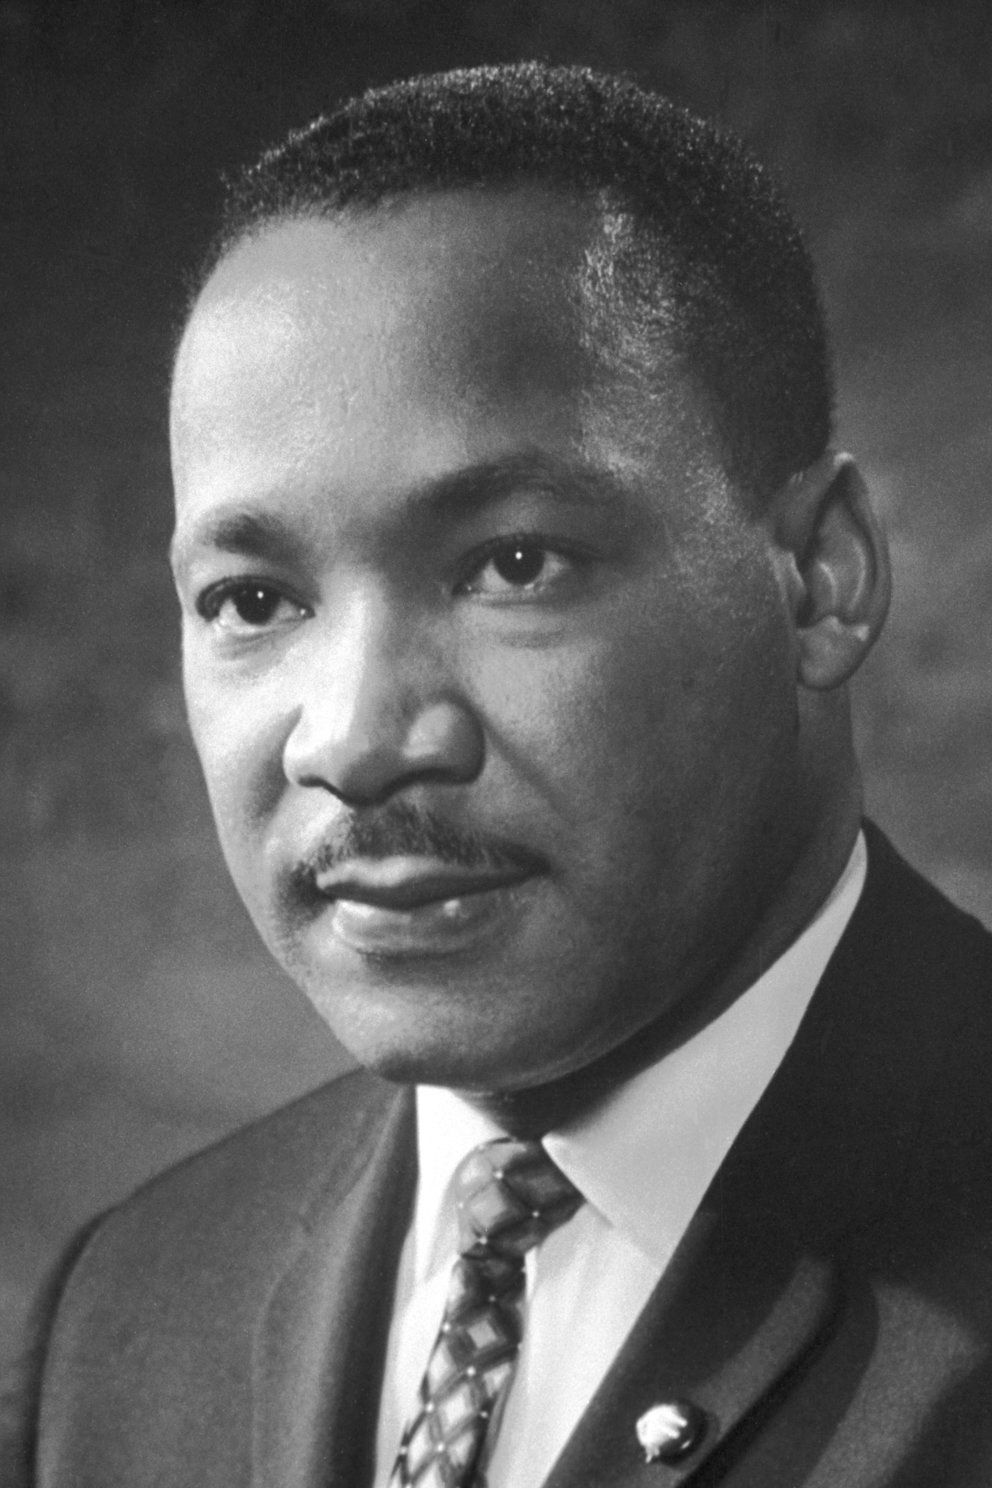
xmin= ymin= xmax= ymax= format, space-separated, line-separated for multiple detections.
xmin=635 ymin=1399 xmax=706 ymax=1463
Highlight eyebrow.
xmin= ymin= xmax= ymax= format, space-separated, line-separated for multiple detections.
xmin=169 ymin=507 xmax=304 ymax=582
xmin=420 ymin=451 xmax=628 ymax=519
xmin=170 ymin=450 xmax=627 ymax=579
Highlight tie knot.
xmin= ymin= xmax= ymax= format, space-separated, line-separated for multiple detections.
xmin=453 ymin=1138 xmax=583 ymax=1260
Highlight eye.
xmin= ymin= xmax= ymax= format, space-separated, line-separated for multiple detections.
xmin=459 ymin=537 xmax=576 ymax=598
xmin=197 ymin=579 xmax=308 ymax=635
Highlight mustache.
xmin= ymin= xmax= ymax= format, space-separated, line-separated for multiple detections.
xmin=290 ymin=800 xmax=542 ymax=891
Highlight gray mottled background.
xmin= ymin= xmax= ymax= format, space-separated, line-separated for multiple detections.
xmin=2 ymin=0 xmax=991 ymax=1367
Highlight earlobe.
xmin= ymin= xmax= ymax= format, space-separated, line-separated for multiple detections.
xmin=772 ymin=452 xmax=891 ymax=691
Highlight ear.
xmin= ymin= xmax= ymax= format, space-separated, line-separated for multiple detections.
xmin=769 ymin=452 xmax=891 ymax=690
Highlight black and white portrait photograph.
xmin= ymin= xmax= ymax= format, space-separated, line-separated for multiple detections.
xmin=2 ymin=3 xmax=992 ymax=1484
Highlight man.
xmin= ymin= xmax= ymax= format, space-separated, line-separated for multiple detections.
xmin=13 ymin=61 xmax=992 ymax=1487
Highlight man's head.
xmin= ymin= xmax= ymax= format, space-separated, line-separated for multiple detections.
xmin=170 ymin=64 xmax=889 ymax=1126
xmin=203 ymin=61 xmax=832 ymax=506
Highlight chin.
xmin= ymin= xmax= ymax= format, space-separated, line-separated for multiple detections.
xmin=309 ymin=997 xmax=555 ymax=1094
xmin=287 ymin=934 xmax=623 ymax=1095
xmin=339 ymin=1034 xmax=524 ymax=1091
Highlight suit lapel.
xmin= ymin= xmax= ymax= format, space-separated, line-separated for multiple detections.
xmin=546 ymin=823 xmax=930 ymax=1486
xmin=251 ymin=1080 xmax=415 ymax=1488
xmin=542 ymin=1210 xmax=839 ymax=1486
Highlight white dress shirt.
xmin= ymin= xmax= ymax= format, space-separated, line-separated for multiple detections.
xmin=372 ymin=833 xmax=866 ymax=1488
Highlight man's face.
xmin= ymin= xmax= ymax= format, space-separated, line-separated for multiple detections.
xmin=171 ymin=191 xmax=805 ymax=1098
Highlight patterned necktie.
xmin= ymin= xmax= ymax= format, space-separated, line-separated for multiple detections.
xmin=389 ymin=1138 xmax=583 ymax=1488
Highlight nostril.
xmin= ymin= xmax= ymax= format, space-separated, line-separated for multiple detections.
xmin=320 ymin=745 xmax=418 ymax=809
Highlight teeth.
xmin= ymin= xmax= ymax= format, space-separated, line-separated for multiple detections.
xmin=334 ymin=894 xmax=474 ymax=919
xmin=344 ymin=900 xmax=378 ymax=921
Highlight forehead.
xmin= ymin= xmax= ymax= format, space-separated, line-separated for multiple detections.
xmin=171 ymin=190 xmax=714 ymax=532
xmin=175 ymin=191 xmax=596 ymax=412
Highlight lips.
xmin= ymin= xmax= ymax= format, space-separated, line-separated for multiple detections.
xmin=315 ymin=855 xmax=531 ymax=906
xmin=312 ymin=855 xmax=538 ymax=957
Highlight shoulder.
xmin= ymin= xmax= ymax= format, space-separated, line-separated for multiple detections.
xmin=861 ymin=819 xmax=992 ymax=945
xmin=92 ymin=1065 xmax=401 ymax=1254
xmin=2 ymin=1068 xmax=407 ymax=1480
xmin=849 ymin=820 xmax=992 ymax=1007
xmin=817 ymin=819 xmax=992 ymax=1116
xmin=723 ymin=823 xmax=992 ymax=1249
xmin=831 ymin=822 xmax=992 ymax=1212
xmin=9 ymin=1071 xmax=410 ymax=1484
xmin=45 ymin=1066 xmax=405 ymax=1322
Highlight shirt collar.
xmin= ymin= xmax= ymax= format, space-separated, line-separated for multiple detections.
xmin=415 ymin=831 xmax=866 ymax=1276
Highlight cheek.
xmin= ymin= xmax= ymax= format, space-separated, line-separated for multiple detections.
xmin=464 ymin=572 xmax=795 ymax=843
xmin=467 ymin=614 xmax=734 ymax=758
xmin=462 ymin=638 xmax=639 ymax=809
xmin=183 ymin=654 xmax=292 ymax=869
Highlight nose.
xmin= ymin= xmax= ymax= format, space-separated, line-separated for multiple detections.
xmin=281 ymin=602 xmax=484 ymax=807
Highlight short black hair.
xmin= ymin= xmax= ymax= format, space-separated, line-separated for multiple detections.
xmin=208 ymin=62 xmax=833 ymax=502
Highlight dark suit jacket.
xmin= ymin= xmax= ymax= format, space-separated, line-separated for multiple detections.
xmin=9 ymin=823 xmax=992 ymax=1486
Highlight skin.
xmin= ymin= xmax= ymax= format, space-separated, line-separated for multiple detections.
xmin=170 ymin=190 xmax=890 ymax=1134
